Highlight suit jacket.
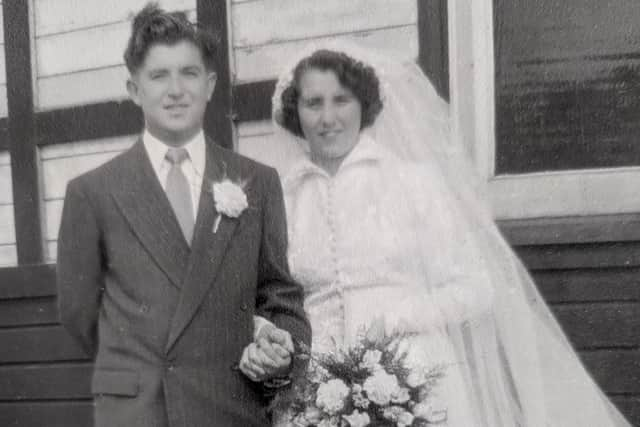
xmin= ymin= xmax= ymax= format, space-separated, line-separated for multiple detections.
xmin=56 ymin=139 xmax=310 ymax=427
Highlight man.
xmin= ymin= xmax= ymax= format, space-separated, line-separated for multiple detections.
xmin=56 ymin=4 xmax=310 ymax=426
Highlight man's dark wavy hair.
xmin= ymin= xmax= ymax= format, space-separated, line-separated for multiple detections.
xmin=124 ymin=2 xmax=217 ymax=73
xmin=275 ymin=49 xmax=383 ymax=138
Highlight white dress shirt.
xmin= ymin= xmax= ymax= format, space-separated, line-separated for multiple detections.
xmin=143 ymin=129 xmax=206 ymax=218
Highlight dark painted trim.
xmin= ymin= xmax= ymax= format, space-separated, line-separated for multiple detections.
xmin=36 ymin=101 xmax=143 ymax=146
xmin=198 ymin=0 xmax=233 ymax=149
xmin=3 ymin=1 xmax=43 ymax=264
xmin=233 ymin=80 xmax=276 ymax=123
xmin=0 ymin=265 xmax=56 ymax=300
xmin=0 ymin=118 xmax=9 ymax=151
xmin=0 ymin=402 xmax=93 ymax=427
xmin=417 ymin=0 xmax=449 ymax=100
xmin=498 ymin=213 xmax=640 ymax=246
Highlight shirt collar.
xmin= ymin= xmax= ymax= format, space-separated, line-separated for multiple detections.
xmin=142 ymin=129 xmax=206 ymax=177
xmin=284 ymin=132 xmax=388 ymax=188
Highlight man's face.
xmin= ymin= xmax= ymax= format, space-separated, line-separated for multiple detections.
xmin=127 ymin=40 xmax=216 ymax=146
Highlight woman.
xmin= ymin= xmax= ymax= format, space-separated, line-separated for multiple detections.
xmin=262 ymin=41 xmax=631 ymax=426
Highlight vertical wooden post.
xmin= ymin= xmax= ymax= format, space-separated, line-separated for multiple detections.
xmin=3 ymin=0 xmax=44 ymax=264
xmin=198 ymin=0 xmax=234 ymax=149
xmin=418 ymin=0 xmax=449 ymax=100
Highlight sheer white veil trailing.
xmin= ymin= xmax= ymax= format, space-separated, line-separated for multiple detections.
xmin=270 ymin=39 xmax=631 ymax=426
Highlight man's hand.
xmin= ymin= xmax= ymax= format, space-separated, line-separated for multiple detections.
xmin=239 ymin=324 xmax=294 ymax=382
xmin=257 ymin=323 xmax=294 ymax=356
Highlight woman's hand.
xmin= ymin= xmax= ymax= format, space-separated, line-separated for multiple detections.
xmin=239 ymin=324 xmax=293 ymax=382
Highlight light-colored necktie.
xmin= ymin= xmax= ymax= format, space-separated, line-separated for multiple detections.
xmin=165 ymin=147 xmax=194 ymax=245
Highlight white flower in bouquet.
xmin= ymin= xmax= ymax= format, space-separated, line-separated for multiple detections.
xmin=318 ymin=417 xmax=340 ymax=427
xmin=278 ymin=321 xmax=446 ymax=427
xmin=412 ymin=400 xmax=433 ymax=419
xmin=303 ymin=406 xmax=323 ymax=425
xmin=383 ymin=405 xmax=414 ymax=426
xmin=406 ymin=367 xmax=428 ymax=388
xmin=342 ymin=410 xmax=370 ymax=427
xmin=363 ymin=370 xmax=400 ymax=406
xmin=351 ymin=384 xmax=370 ymax=409
xmin=316 ymin=379 xmax=350 ymax=414
xmin=359 ymin=349 xmax=383 ymax=372
xmin=391 ymin=387 xmax=411 ymax=404
xmin=412 ymin=397 xmax=448 ymax=423
xmin=308 ymin=362 xmax=330 ymax=384
xmin=397 ymin=411 xmax=415 ymax=427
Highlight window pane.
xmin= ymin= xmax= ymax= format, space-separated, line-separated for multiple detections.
xmin=494 ymin=0 xmax=640 ymax=173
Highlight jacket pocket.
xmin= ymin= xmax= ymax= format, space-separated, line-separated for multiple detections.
xmin=91 ymin=369 xmax=139 ymax=397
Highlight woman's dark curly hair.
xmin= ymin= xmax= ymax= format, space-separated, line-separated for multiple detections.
xmin=276 ymin=49 xmax=383 ymax=138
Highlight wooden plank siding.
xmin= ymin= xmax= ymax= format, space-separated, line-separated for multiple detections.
xmin=502 ymin=218 xmax=640 ymax=423
xmin=33 ymin=0 xmax=196 ymax=110
xmin=0 ymin=402 xmax=94 ymax=427
xmin=39 ymin=136 xmax=136 ymax=261
xmin=231 ymin=0 xmax=417 ymax=83
xmin=0 ymin=265 xmax=93 ymax=426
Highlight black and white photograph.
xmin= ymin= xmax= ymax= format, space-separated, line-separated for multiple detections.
xmin=0 ymin=1 xmax=638 ymax=426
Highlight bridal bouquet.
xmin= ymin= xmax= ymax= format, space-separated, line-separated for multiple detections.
xmin=275 ymin=319 xmax=447 ymax=427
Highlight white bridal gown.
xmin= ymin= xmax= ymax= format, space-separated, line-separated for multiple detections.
xmin=282 ymin=134 xmax=492 ymax=426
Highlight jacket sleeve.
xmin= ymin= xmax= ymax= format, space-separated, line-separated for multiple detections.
xmin=56 ymin=178 xmax=104 ymax=358
xmin=255 ymin=167 xmax=311 ymax=371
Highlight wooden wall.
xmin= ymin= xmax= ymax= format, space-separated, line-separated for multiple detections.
xmin=33 ymin=0 xmax=195 ymax=111
xmin=231 ymin=0 xmax=417 ymax=83
xmin=40 ymin=137 xmax=135 ymax=262
xmin=0 ymin=265 xmax=92 ymax=427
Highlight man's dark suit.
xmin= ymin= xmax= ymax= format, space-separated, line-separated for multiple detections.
xmin=57 ymin=139 xmax=310 ymax=427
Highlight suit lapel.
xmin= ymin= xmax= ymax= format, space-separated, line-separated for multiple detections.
xmin=110 ymin=140 xmax=190 ymax=288
xmin=166 ymin=143 xmax=240 ymax=352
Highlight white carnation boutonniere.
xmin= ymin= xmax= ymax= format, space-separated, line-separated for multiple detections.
xmin=211 ymin=178 xmax=248 ymax=233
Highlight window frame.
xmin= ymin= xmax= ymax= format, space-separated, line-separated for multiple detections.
xmin=449 ymin=0 xmax=640 ymax=220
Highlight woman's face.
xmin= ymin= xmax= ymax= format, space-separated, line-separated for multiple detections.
xmin=297 ymin=68 xmax=363 ymax=166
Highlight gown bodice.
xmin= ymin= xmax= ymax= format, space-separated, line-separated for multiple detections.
xmin=283 ymin=135 xmax=437 ymax=352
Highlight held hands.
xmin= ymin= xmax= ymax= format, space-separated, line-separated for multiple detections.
xmin=239 ymin=323 xmax=294 ymax=382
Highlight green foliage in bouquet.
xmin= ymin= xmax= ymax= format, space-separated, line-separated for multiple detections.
xmin=272 ymin=319 xmax=447 ymax=427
